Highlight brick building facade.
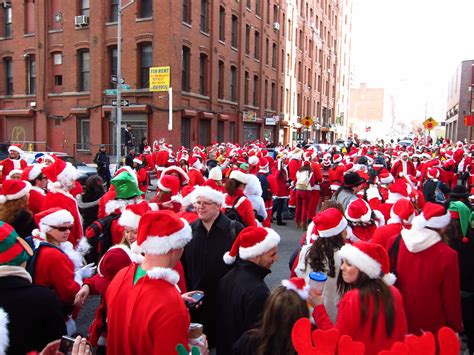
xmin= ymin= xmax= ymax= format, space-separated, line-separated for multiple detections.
xmin=0 ymin=0 xmax=344 ymax=160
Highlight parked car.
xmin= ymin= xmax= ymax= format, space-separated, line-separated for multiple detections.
xmin=398 ymin=140 xmax=413 ymax=147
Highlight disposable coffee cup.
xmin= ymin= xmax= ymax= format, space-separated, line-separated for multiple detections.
xmin=188 ymin=323 xmax=203 ymax=340
xmin=309 ymin=272 xmax=327 ymax=293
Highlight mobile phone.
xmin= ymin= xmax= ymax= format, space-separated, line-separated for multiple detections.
xmin=59 ymin=335 xmax=75 ymax=354
xmin=186 ymin=292 xmax=205 ymax=309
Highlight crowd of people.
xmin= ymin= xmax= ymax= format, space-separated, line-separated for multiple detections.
xmin=0 ymin=135 xmax=472 ymax=355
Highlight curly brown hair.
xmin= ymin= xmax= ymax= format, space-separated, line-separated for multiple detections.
xmin=0 ymin=196 xmax=28 ymax=225
xmin=305 ymin=234 xmax=345 ymax=277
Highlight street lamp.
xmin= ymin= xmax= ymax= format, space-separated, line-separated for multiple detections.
xmin=115 ymin=0 xmax=135 ymax=168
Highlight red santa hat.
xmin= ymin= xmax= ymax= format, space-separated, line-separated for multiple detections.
xmin=411 ymin=202 xmax=451 ymax=231
xmin=118 ymin=201 xmax=155 ymax=230
xmin=310 ymin=208 xmax=347 ymax=241
xmin=42 ymin=158 xmax=79 ymax=187
xmin=379 ymin=172 xmax=394 ymax=185
xmin=388 ymin=179 xmax=411 ymax=202
xmin=427 ymin=167 xmax=440 ymax=179
xmin=134 ymin=210 xmax=192 ymax=256
xmin=6 ymin=169 xmax=23 ymax=180
xmin=157 ymin=175 xmax=180 ymax=196
xmin=208 ymin=166 xmax=223 ymax=181
xmin=179 ymin=185 xmax=196 ymax=207
xmin=20 ymin=164 xmax=43 ymax=182
xmin=7 ymin=144 xmax=23 ymax=154
xmin=338 ymin=241 xmax=396 ymax=285
xmin=143 ymin=145 xmax=152 ymax=154
xmin=281 ymin=277 xmax=309 ymax=300
xmin=223 ymin=226 xmax=280 ymax=264
xmin=190 ymin=185 xmax=225 ymax=206
xmin=345 ymin=198 xmax=372 ymax=223
xmin=321 ymin=158 xmax=331 ymax=168
xmin=229 ymin=170 xmax=249 ymax=184
xmin=332 ymin=154 xmax=342 ymax=163
xmin=248 ymin=155 xmax=260 ymax=166
xmin=388 ymin=199 xmax=415 ymax=225
xmin=161 ymin=166 xmax=190 ymax=185
xmin=258 ymin=157 xmax=269 ymax=172
xmin=33 ymin=207 xmax=74 ymax=239
xmin=177 ymin=151 xmax=189 ymax=162
xmin=0 ymin=180 xmax=31 ymax=203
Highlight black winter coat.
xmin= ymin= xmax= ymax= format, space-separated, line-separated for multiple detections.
xmin=10 ymin=208 xmax=36 ymax=239
xmin=0 ymin=274 xmax=66 ymax=355
xmin=216 ymin=260 xmax=271 ymax=355
xmin=181 ymin=213 xmax=244 ymax=348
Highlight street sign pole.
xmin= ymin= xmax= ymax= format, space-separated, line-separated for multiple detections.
xmin=116 ymin=0 xmax=135 ymax=168
xmin=168 ymin=87 xmax=173 ymax=131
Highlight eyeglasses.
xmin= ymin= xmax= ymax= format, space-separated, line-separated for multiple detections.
xmin=49 ymin=225 xmax=73 ymax=232
xmin=193 ymin=201 xmax=217 ymax=208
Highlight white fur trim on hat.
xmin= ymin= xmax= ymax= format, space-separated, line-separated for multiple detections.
xmin=338 ymin=244 xmax=381 ymax=280
xmin=318 ymin=217 xmax=348 ymax=238
xmin=366 ymin=187 xmax=382 ymax=201
xmin=248 ymin=155 xmax=259 ymax=166
xmin=208 ymin=167 xmax=223 ymax=181
xmin=146 ymin=267 xmax=179 ymax=285
xmin=0 ymin=308 xmax=9 ymax=355
xmin=411 ymin=211 xmax=451 ymax=231
xmin=28 ymin=164 xmax=44 ymax=181
xmin=281 ymin=279 xmax=309 ymax=300
xmin=8 ymin=145 xmax=22 ymax=154
xmin=133 ymin=158 xmax=143 ymax=165
xmin=191 ymin=185 xmax=225 ymax=206
xmin=6 ymin=169 xmax=23 ymax=179
xmin=118 ymin=209 xmax=141 ymax=229
xmin=379 ymin=174 xmax=394 ymax=185
xmin=105 ymin=197 xmax=142 ymax=216
xmin=0 ymin=181 xmax=31 ymax=202
xmin=239 ymin=228 xmax=280 ymax=260
xmin=157 ymin=179 xmax=171 ymax=193
xmin=139 ymin=219 xmax=192 ymax=255
xmin=38 ymin=209 xmax=74 ymax=234
xmin=223 ymin=251 xmax=236 ymax=265
xmin=229 ymin=170 xmax=249 ymax=184
xmin=57 ymin=162 xmax=80 ymax=185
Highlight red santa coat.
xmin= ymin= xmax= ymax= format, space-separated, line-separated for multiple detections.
xmin=288 ymin=159 xmax=301 ymax=182
xmin=394 ymin=228 xmax=462 ymax=335
xmin=136 ymin=167 xmax=148 ymax=194
xmin=390 ymin=160 xmax=416 ymax=178
xmin=42 ymin=191 xmax=83 ymax=246
xmin=28 ymin=187 xmax=46 ymax=215
xmin=188 ymin=168 xmax=205 ymax=186
xmin=328 ymin=164 xmax=346 ymax=190
xmin=106 ymin=264 xmax=190 ymax=355
xmin=314 ymin=286 xmax=407 ymax=355
xmin=34 ymin=244 xmax=80 ymax=307
xmin=223 ymin=191 xmax=257 ymax=227
xmin=372 ymin=223 xmax=403 ymax=251
xmin=0 ymin=157 xmax=27 ymax=183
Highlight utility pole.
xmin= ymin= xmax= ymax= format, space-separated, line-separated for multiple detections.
xmin=115 ymin=0 xmax=135 ymax=167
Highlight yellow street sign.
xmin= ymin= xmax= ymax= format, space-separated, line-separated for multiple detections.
xmin=301 ymin=116 xmax=313 ymax=128
xmin=423 ymin=117 xmax=438 ymax=131
xmin=149 ymin=66 xmax=170 ymax=92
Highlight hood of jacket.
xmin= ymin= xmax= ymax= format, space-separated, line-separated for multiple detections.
xmin=401 ymin=227 xmax=441 ymax=253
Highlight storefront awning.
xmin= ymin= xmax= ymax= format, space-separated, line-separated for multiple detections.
xmin=0 ymin=109 xmax=34 ymax=117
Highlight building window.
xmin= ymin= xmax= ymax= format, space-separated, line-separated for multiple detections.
xmin=245 ymin=25 xmax=251 ymax=55
xmin=139 ymin=43 xmax=152 ymax=88
xmin=271 ymin=82 xmax=276 ymax=110
xmin=273 ymin=5 xmax=278 ymax=23
xmin=139 ymin=0 xmax=153 ymax=18
xmin=265 ymin=38 xmax=269 ymax=65
xmin=218 ymin=61 xmax=224 ymax=99
xmin=219 ymin=6 xmax=225 ymax=41
xmin=109 ymin=47 xmax=118 ymax=88
xmin=255 ymin=0 xmax=261 ymax=16
xmin=199 ymin=53 xmax=208 ymax=95
xmin=246 ymin=0 xmax=251 ymax=9
xmin=244 ymin=71 xmax=249 ymax=104
xmin=182 ymin=46 xmax=190 ymax=91
xmin=217 ymin=121 xmax=225 ymax=142
xmin=264 ymin=79 xmax=268 ymax=108
xmin=182 ymin=0 xmax=191 ymax=23
xmin=266 ymin=0 xmax=270 ymax=24
xmin=4 ymin=4 xmax=12 ymax=37
xmin=253 ymin=75 xmax=259 ymax=107
xmin=254 ymin=31 xmax=260 ymax=60
xmin=4 ymin=58 xmax=13 ymax=95
xmin=80 ymin=0 xmax=90 ymax=16
xmin=78 ymin=49 xmax=90 ymax=91
xmin=231 ymin=15 xmax=238 ymax=48
xmin=25 ymin=0 xmax=36 ymax=34
xmin=110 ymin=0 xmax=119 ymax=22
xmin=200 ymin=0 xmax=209 ymax=32
xmin=230 ymin=66 xmax=237 ymax=101
xmin=26 ymin=55 xmax=36 ymax=95
xmin=230 ymin=122 xmax=236 ymax=142
xmin=317 ymin=74 xmax=321 ymax=92
xmin=77 ymin=117 xmax=91 ymax=151
xmin=298 ymin=61 xmax=302 ymax=82
xmin=272 ymin=43 xmax=277 ymax=68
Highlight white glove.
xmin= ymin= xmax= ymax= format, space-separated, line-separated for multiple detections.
xmin=74 ymin=263 xmax=96 ymax=285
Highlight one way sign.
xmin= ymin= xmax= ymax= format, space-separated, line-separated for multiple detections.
xmin=112 ymin=99 xmax=130 ymax=107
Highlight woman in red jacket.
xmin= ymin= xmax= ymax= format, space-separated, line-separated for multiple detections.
xmin=223 ymin=170 xmax=257 ymax=227
xmin=309 ymin=241 xmax=407 ymax=355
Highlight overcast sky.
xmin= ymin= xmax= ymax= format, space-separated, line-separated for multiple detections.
xmin=350 ymin=0 xmax=474 ymax=125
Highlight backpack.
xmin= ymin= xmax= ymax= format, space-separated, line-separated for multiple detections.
xmin=296 ymin=170 xmax=312 ymax=190
xmin=225 ymin=196 xmax=246 ymax=226
xmin=24 ymin=238 xmax=65 ymax=281
xmin=434 ymin=181 xmax=446 ymax=203
xmin=85 ymin=213 xmax=121 ymax=262
xmin=257 ymin=173 xmax=272 ymax=201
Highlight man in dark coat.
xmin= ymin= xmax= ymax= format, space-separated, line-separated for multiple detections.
xmin=181 ymin=186 xmax=244 ymax=349
xmin=0 ymin=222 xmax=66 ymax=355
xmin=215 ymin=226 xmax=280 ymax=354
xmin=94 ymin=144 xmax=111 ymax=188
xmin=124 ymin=124 xmax=135 ymax=153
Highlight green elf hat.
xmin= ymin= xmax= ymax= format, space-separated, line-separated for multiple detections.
xmin=0 ymin=221 xmax=33 ymax=266
xmin=111 ymin=171 xmax=143 ymax=199
xmin=448 ymin=201 xmax=472 ymax=243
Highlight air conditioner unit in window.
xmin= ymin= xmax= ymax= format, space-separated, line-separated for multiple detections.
xmin=74 ymin=15 xmax=89 ymax=27
xmin=273 ymin=22 xmax=280 ymax=31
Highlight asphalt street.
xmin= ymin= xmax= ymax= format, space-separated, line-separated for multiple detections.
xmin=75 ymin=197 xmax=303 ymax=335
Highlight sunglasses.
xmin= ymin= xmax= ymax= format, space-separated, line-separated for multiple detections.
xmin=49 ymin=225 xmax=73 ymax=232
